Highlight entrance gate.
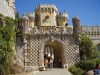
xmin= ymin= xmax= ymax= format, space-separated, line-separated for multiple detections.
xmin=44 ymin=40 xmax=62 ymax=68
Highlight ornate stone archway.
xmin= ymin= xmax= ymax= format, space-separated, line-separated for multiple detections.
xmin=23 ymin=34 xmax=80 ymax=71
xmin=39 ymin=37 xmax=66 ymax=69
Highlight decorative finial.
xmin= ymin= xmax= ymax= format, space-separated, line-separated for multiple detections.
xmin=64 ymin=10 xmax=66 ymax=13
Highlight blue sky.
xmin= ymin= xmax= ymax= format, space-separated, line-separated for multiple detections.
xmin=15 ymin=0 xmax=100 ymax=26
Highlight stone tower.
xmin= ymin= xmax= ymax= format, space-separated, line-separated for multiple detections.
xmin=22 ymin=15 xmax=29 ymax=35
xmin=35 ymin=4 xmax=58 ymax=26
xmin=57 ymin=11 xmax=69 ymax=27
xmin=72 ymin=16 xmax=81 ymax=42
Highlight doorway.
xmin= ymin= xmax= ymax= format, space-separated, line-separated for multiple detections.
xmin=44 ymin=40 xmax=63 ymax=68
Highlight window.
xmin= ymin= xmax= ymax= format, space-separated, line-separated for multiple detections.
xmin=45 ymin=8 xmax=47 ymax=13
xmin=41 ymin=8 xmax=44 ymax=13
xmin=48 ymin=8 xmax=51 ymax=13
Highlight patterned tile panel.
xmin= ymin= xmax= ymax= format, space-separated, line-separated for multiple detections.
xmin=25 ymin=34 xmax=79 ymax=68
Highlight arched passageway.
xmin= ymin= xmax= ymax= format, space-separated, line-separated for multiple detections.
xmin=44 ymin=40 xmax=63 ymax=68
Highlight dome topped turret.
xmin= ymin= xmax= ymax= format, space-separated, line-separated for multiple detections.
xmin=22 ymin=15 xmax=29 ymax=21
xmin=60 ymin=12 xmax=69 ymax=19
xmin=28 ymin=13 xmax=35 ymax=21
xmin=58 ymin=11 xmax=69 ymax=22
xmin=58 ymin=10 xmax=69 ymax=21
xmin=72 ymin=16 xmax=80 ymax=20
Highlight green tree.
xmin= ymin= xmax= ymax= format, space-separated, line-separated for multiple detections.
xmin=79 ymin=35 xmax=98 ymax=60
xmin=15 ymin=12 xmax=20 ymax=23
xmin=0 ymin=16 xmax=15 ymax=75
xmin=69 ymin=35 xmax=99 ymax=74
xmin=0 ymin=13 xmax=4 ymax=17
xmin=15 ymin=12 xmax=22 ymax=37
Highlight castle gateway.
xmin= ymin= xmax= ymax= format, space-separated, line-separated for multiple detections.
xmin=16 ymin=4 xmax=100 ymax=71
xmin=21 ymin=4 xmax=80 ymax=71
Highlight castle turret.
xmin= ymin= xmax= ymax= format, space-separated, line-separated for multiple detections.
xmin=57 ymin=11 xmax=69 ymax=27
xmin=72 ymin=16 xmax=80 ymax=41
xmin=27 ymin=12 xmax=35 ymax=28
xmin=22 ymin=15 xmax=29 ymax=35
xmin=35 ymin=4 xmax=58 ymax=26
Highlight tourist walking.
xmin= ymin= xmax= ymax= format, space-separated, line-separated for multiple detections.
xmin=59 ymin=58 xmax=62 ymax=68
xmin=49 ymin=58 xmax=53 ymax=68
xmin=44 ymin=58 xmax=49 ymax=69
xmin=94 ymin=64 xmax=100 ymax=75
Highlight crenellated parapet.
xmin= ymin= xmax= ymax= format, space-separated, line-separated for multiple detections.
xmin=81 ymin=26 xmax=100 ymax=38
xmin=35 ymin=4 xmax=59 ymax=26
xmin=21 ymin=4 xmax=69 ymax=28
xmin=35 ymin=4 xmax=58 ymax=12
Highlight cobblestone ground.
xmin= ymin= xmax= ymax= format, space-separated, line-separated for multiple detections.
xmin=27 ymin=68 xmax=72 ymax=75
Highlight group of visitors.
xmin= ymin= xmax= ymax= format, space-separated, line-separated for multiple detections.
xmin=44 ymin=57 xmax=54 ymax=69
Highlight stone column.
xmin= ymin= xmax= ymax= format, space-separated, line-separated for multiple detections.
xmin=39 ymin=50 xmax=45 ymax=70
xmin=23 ymin=38 xmax=28 ymax=71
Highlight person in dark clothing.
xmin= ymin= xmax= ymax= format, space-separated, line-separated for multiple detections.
xmin=94 ymin=64 xmax=100 ymax=75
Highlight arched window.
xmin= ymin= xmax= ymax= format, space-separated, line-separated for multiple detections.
xmin=45 ymin=8 xmax=47 ymax=13
xmin=41 ymin=8 xmax=44 ymax=13
xmin=48 ymin=8 xmax=51 ymax=13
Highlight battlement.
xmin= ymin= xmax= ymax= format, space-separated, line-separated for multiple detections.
xmin=81 ymin=26 xmax=100 ymax=32
xmin=81 ymin=26 xmax=100 ymax=37
xmin=35 ymin=4 xmax=58 ymax=12
xmin=26 ymin=12 xmax=34 ymax=16
xmin=38 ymin=4 xmax=55 ymax=7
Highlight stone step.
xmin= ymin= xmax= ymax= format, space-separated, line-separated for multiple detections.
xmin=27 ymin=68 xmax=72 ymax=75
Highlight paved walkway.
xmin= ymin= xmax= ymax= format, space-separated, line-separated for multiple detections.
xmin=27 ymin=68 xmax=72 ymax=75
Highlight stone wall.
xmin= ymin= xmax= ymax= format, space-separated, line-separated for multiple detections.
xmin=0 ymin=0 xmax=15 ymax=18
xmin=23 ymin=34 xmax=79 ymax=71
xmin=81 ymin=26 xmax=100 ymax=45
xmin=16 ymin=37 xmax=24 ymax=64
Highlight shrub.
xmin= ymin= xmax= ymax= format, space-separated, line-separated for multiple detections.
xmin=79 ymin=35 xmax=98 ymax=60
xmin=77 ymin=59 xmax=96 ymax=70
xmin=95 ymin=58 xmax=100 ymax=64
xmin=0 ymin=13 xmax=4 ymax=17
xmin=69 ymin=66 xmax=84 ymax=75
xmin=0 ymin=15 xmax=15 ymax=75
